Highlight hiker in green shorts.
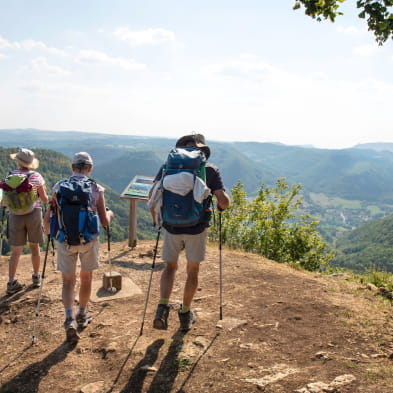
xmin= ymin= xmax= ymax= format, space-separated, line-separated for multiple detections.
xmin=0 ymin=149 xmax=48 ymax=295
xmin=150 ymin=134 xmax=230 ymax=331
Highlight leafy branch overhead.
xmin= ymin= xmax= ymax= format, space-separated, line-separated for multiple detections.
xmin=293 ymin=0 xmax=393 ymax=44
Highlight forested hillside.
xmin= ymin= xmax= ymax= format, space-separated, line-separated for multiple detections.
xmin=0 ymin=147 xmax=155 ymax=244
xmin=3 ymin=128 xmax=393 ymax=272
xmin=4 ymin=129 xmax=393 ymax=202
xmin=236 ymin=142 xmax=393 ymax=202
xmin=334 ymin=214 xmax=393 ymax=273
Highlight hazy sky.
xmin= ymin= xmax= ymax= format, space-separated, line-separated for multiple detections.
xmin=0 ymin=0 xmax=392 ymax=149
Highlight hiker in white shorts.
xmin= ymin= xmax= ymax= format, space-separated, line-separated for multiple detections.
xmin=45 ymin=152 xmax=114 ymax=343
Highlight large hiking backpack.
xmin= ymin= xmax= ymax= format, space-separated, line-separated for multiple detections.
xmin=161 ymin=147 xmax=212 ymax=227
xmin=0 ymin=171 xmax=37 ymax=215
xmin=50 ymin=178 xmax=99 ymax=245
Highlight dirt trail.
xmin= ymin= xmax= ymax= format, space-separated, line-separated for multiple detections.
xmin=1 ymin=240 xmax=393 ymax=393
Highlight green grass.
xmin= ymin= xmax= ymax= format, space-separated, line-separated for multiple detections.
xmin=330 ymin=197 xmax=362 ymax=209
xmin=367 ymin=205 xmax=383 ymax=216
xmin=309 ymin=192 xmax=362 ymax=209
xmin=176 ymin=357 xmax=193 ymax=370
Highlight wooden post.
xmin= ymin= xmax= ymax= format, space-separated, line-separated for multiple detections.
xmin=120 ymin=175 xmax=155 ymax=249
xmin=129 ymin=199 xmax=138 ymax=248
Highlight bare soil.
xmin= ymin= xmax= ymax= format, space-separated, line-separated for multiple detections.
xmin=1 ymin=240 xmax=393 ymax=393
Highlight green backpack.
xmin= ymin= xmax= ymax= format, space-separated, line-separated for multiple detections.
xmin=0 ymin=172 xmax=37 ymax=215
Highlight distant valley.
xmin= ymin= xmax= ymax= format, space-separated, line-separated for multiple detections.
xmin=2 ymin=128 xmax=393 ymax=271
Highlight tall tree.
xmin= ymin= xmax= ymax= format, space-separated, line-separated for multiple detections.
xmin=294 ymin=0 xmax=393 ymax=45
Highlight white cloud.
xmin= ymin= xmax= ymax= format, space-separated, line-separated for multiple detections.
xmin=28 ymin=57 xmax=70 ymax=76
xmin=202 ymin=54 xmax=277 ymax=80
xmin=0 ymin=34 xmax=67 ymax=56
xmin=18 ymin=39 xmax=67 ymax=57
xmin=0 ymin=35 xmax=12 ymax=49
xmin=0 ymin=53 xmax=8 ymax=59
xmin=75 ymin=49 xmax=146 ymax=70
xmin=113 ymin=27 xmax=176 ymax=46
xmin=352 ymin=43 xmax=380 ymax=56
xmin=336 ymin=25 xmax=364 ymax=36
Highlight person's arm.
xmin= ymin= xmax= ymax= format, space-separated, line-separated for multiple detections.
xmin=37 ymin=184 xmax=49 ymax=204
xmin=214 ymin=189 xmax=230 ymax=211
xmin=148 ymin=181 xmax=159 ymax=223
xmin=96 ymin=191 xmax=114 ymax=228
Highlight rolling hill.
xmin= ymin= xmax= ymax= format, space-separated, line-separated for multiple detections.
xmin=334 ymin=213 xmax=393 ymax=273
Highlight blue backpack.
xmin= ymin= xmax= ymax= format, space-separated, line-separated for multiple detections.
xmin=50 ymin=178 xmax=99 ymax=245
xmin=161 ymin=147 xmax=212 ymax=227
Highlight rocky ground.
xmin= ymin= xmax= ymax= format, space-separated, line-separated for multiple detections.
xmin=1 ymin=239 xmax=393 ymax=393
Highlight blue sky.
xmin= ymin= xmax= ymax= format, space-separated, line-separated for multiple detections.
xmin=0 ymin=0 xmax=392 ymax=149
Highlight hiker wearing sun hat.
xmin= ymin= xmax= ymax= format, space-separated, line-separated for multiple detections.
xmin=1 ymin=148 xmax=48 ymax=295
xmin=150 ymin=133 xmax=230 ymax=332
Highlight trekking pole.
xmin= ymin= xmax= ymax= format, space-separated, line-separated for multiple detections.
xmin=0 ymin=206 xmax=5 ymax=257
xmin=50 ymin=237 xmax=56 ymax=267
xmin=31 ymin=234 xmax=51 ymax=344
xmin=219 ymin=210 xmax=223 ymax=320
xmin=140 ymin=229 xmax=161 ymax=336
xmin=106 ymin=225 xmax=116 ymax=293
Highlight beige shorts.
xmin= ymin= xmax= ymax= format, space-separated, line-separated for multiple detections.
xmin=162 ymin=228 xmax=208 ymax=263
xmin=56 ymin=237 xmax=99 ymax=274
xmin=8 ymin=208 xmax=44 ymax=246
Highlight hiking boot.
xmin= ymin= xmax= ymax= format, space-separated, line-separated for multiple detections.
xmin=153 ymin=304 xmax=170 ymax=330
xmin=178 ymin=309 xmax=196 ymax=332
xmin=32 ymin=273 xmax=41 ymax=288
xmin=76 ymin=312 xmax=93 ymax=328
xmin=6 ymin=280 xmax=25 ymax=295
xmin=64 ymin=317 xmax=80 ymax=343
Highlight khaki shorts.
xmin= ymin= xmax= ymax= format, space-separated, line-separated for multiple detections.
xmin=162 ymin=228 xmax=208 ymax=263
xmin=8 ymin=208 xmax=44 ymax=246
xmin=56 ymin=237 xmax=99 ymax=274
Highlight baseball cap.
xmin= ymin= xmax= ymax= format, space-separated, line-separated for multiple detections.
xmin=72 ymin=152 xmax=93 ymax=165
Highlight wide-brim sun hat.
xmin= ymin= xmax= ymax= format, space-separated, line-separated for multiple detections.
xmin=10 ymin=148 xmax=39 ymax=170
xmin=175 ymin=133 xmax=211 ymax=160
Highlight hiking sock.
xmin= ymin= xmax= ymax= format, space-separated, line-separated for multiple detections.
xmin=181 ymin=304 xmax=190 ymax=313
xmin=8 ymin=277 xmax=15 ymax=284
xmin=159 ymin=298 xmax=169 ymax=305
xmin=65 ymin=308 xmax=74 ymax=319
xmin=78 ymin=306 xmax=87 ymax=315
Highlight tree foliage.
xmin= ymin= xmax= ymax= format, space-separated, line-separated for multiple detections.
xmin=293 ymin=0 xmax=393 ymax=45
xmin=334 ymin=213 xmax=393 ymax=272
xmin=209 ymin=179 xmax=334 ymax=271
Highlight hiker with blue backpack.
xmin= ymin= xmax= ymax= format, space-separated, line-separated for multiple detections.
xmin=0 ymin=148 xmax=48 ymax=295
xmin=149 ymin=134 xmax=230 ymax=331
xmin=45 ymin=152 xmax=114 ymax=343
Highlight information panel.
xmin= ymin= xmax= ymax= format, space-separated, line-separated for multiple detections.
xmin=120 ymin=175 xmax=155 ymax=200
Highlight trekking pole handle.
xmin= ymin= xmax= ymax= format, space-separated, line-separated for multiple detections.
xmin=105 ymin=226 xmax=111 ymax=252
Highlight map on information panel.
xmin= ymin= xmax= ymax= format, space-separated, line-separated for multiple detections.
xmin=121 ymin=175 xmax=155 ymax=200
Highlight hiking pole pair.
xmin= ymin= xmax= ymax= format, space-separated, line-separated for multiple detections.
xmin=140 ymin=228 xmax=161 ymax=336
xmin=31 ymin=234 xmax=51 ymax=344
